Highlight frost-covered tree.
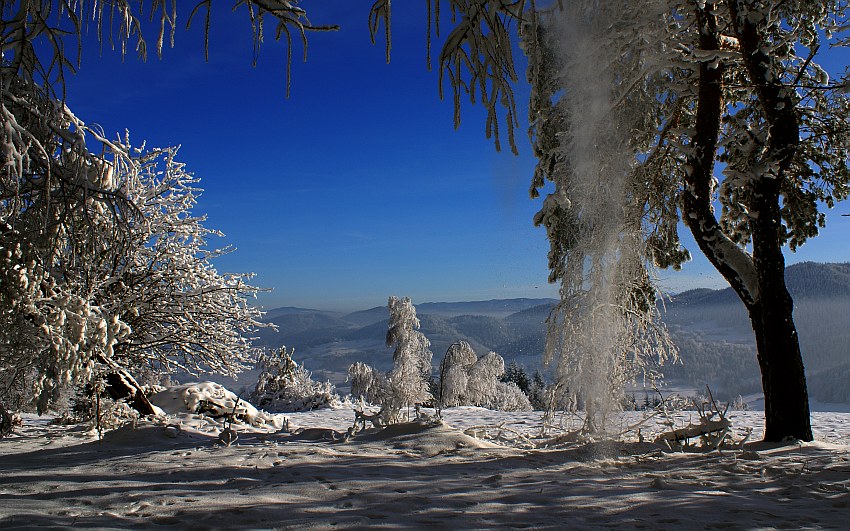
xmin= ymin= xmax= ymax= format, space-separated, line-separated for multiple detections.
xmin=437 ymin=340 xmax=477 ymax=410
xmin=103 ymin=145 xmax=264 ymax=379
xmin=522 ymin=0 xmax=849 ymax=441
xmin=0 ymin=0 xmax=339 ymax=415
xmin=0 ymin=1 xmax=334 ymax=414
xmin=0 ymin=77 xmax=263 ymax=413
xmin=466 ymin=351 xmax=506 ymax=406
xmin=346 ymin=297 xmax=434 ymax=424
xmin=385 ymin=296 xmax=433 ymax=415
xmin=370 ymin=0 xmax=849 ymax=442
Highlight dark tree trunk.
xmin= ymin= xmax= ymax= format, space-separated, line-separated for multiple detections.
xmin=681 ymin=1 xmax=813 ymax=442
xmin=730 ymin=0 xmax=813 ymax=442
xmin=94 ymin=355 xmax=157 ymax=417
xmin=0 ymin=401 xmax=13 ymax=437
xmin=103 ymin=369 xmax=157 ymax=417
xmin=748 ymin=296 xmax=812 ymax=441
xmin=746 ymin=163 xmax=812 ymax=441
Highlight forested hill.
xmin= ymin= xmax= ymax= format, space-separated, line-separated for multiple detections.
xmin=254 ymin=263 xmax=849 ymax=403
xmin=660 ymin=262 xmax=850 ymax=402
xmin=670 ymin=262 xmax=850 ymax=306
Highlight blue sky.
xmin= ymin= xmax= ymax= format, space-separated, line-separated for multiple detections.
xmin=62 ymin=2 xmax=850 ymax=312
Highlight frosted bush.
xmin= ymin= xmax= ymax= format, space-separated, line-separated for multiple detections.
xmin=250 ymin=347 xmax=339 ymax=413
xmin=437 ymin=341 xmax=477 ymax=408
xmin=466 ymin=351 xmax=506 ymax=406
xmin=487 ymin=381 xmax=533 ymax=412
xmin=436 ymin=343 xmax=522 ymax=412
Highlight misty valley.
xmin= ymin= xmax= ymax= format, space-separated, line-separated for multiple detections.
xmin=250 ymin=262 xmax=850 ymax=407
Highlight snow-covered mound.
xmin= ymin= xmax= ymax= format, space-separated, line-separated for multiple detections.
xmin=149 ymin=381 xmax=285 ymax=430
xmin=354 ymin=420 xmax=505 ymax=457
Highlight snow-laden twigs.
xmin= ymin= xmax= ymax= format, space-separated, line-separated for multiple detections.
xmin=655 ymin=387 xmax=737 ymax=450
xmin=1 ymin=78 xmax=265 ymax=415
xmin=2 ymin=1 xmax=338 ymax=99
xmin=463 ymin=422 xmax=538 ymax=449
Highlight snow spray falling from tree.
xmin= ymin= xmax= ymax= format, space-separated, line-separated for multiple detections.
xmin=527 ymin=0 xmax=678 ymax=435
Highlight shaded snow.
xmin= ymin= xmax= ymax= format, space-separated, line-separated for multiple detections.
xmin=1 ymin=403 xmax=848 ymax=529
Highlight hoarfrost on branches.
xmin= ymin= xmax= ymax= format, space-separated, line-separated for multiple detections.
xmin=437 ymin=341 xmax=528 ymax=412
xmin=346 ymin=297 xmax=433 ymax=425
xmin=526 ymin=0 xmax=679 ymax=434
xmin=0 ymin=77 xmax=264 ymax=414
xmin=250 ymin=347 xmax=339 ymax=413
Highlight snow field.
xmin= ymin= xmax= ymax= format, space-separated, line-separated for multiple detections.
xmin=1 ymin=405 xmax=848 ymax=529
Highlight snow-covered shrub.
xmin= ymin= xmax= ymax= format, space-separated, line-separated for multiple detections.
xmin=250 ymin=347 xmax=338 ymax=412
xmin=466 ymin=351 xmax=506 ymax=406
xmin=436 ymin=343 xmax=522 ymax=412
xmin=487 ymin=381 xmax=533 ymax=412
xmin=437 ymin=341 xmax=477 ymax=408
xmin=149 ymin=381 xmax=283 ymax=429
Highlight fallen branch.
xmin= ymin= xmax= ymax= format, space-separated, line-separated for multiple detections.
xmin=352 ymin=407 xmax=386 ymax=432
xmin=464 ymin=422 xmax=537 ymax=449
xmin=655 ymin=386 xmax=734 ymax=449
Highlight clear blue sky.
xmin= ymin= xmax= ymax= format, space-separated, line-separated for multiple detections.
xmin=62 ymin=2 xmax=850 ymax=312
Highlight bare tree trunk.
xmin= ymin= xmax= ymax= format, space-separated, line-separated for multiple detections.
xmin=749 ymin=189 xmax=812 ymax=441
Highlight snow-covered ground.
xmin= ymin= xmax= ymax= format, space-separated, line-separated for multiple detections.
xmin=1 ymin=401 xmax=849 ymax=529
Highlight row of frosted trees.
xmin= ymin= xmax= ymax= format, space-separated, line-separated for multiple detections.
xmin=348 ymin=296 xmax=532 ymax=426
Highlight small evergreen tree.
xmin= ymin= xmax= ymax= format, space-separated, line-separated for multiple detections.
xmin=501 ymin=361 xmax=531 ymax=396
xmin=529 ymin=371 xmax=548 ymax=411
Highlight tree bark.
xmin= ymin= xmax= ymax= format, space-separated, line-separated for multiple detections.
xmin=95 ymin=355 xmax=157 ymax=417
xmin=103 ymin=369 xmax=158 ymax=417
xmin=730 ymin=0 xmax=813 ymax=442
xmin=681 ymin=1 xmax=813 ymax=442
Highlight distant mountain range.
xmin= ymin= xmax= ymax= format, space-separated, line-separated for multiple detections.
xmin=252 ymin=262 xmax=850 ymax=403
